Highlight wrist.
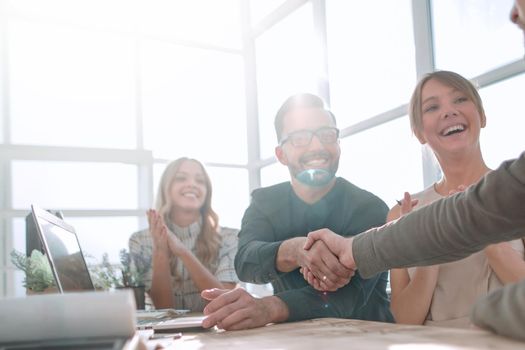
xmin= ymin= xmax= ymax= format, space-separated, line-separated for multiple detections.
xmin=152 ymin=250 xmax=170 ymax=264
xmin=277 ymin=237 xmax=307 ymax=272
xmin=264 ymin=296 xmax=289 ymax=323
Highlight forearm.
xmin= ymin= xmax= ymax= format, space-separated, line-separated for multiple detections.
xmin=275 ymin=237 xmax=305 ymax=272
xmin=234 ymin=240 xmax=283 ymax=283
xmin=354 ymin=155 xmax=525 ymax=278
xmin=390 ymin=268 xmax=438 ymax=325
xmin=149 ymin=253 xmax=174 ymax=308
xmin=484 ymin=243 xmax=525 ymax=284
xmin=178 ymin=249 xmax=227 ymax=291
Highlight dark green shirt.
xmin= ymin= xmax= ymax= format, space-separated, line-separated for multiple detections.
xmin=234 ymin=177 xmax=393 ymax=322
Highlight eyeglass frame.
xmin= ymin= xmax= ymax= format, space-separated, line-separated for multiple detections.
xmin=279 ymin=126 xmax=340 ymax=147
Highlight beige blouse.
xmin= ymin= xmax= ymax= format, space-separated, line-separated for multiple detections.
xmin=406 ymin=185 xmax=525 ymax=328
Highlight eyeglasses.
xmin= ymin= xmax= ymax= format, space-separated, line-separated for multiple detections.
xmin=280 ymin=127 xmax=340 ymax=147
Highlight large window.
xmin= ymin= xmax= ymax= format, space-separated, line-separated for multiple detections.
xmin=432 ymin=0 xmax=523 ymax=77
xmin=480 ymin=74 xmax=525 ymax=168
xmin=326 ymin=0 xmax=417 ymax=125
xmin=141 ymin=41 xmax=247 ymax=163
xmin=8 ymin=20 xmax=137 ymax=149
xmin=338 ymin=117 xmax=423 ymax=207
xmin=1 ymin=0 xmax=523 ymax=298
xmin=11 ymin=161 xmax=138 ymax=210
xmin=255 ymin=2 xmax=319 ymax=159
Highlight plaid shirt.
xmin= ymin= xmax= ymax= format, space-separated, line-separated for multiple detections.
xmin=129 ymin=218 xmax=239 ymax=311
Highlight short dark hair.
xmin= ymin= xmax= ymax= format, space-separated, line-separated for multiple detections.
xmin=274 ymin=93 xmax=336 ymax=142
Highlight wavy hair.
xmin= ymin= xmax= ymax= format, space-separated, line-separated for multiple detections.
xmin=155 ymin=157 xmax=221 ymax=270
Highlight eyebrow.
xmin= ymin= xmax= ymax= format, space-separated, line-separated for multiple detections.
xmin=422 ymin=96 xmax=438 ymax=105
xmin=422 ymin=88 xmax=463 ymax=105
xmin=175 ymin=171 xmax=205 ymax=178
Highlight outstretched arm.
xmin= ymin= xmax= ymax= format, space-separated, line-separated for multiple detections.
xmin=353 ymin=154 xmax=525 ymax=278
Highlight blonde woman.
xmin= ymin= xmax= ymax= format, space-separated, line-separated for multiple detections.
xmin=388 ymin=71 xmax=525 ymax=328
xmin=129 ymin=157 xmax=238 ymax=311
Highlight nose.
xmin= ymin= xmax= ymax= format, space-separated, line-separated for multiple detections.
xmin=308 ymin=133 xmax=325 ymax=150
xmin=510 ymin=5 xmax=518 ymax=24
xmin=443 ymin=109 xmax=458 ymax=118
xmin=441 ymin=102 xmax=459 ymax=119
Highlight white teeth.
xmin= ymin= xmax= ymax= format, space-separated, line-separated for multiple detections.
xmin=182 ymin=192 xmax=197 ymax=198
xmin=305 ymin=159 xmax=327 ymax=166
xmin=442 ymin=124 xmax=465 ymax=136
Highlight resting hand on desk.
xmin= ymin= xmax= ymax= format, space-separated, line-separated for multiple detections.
xmin=201 ymin=288 xmax=288 ymax=330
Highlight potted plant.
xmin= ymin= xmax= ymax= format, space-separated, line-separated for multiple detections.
xmin=87 ymin=252 xmax=123 ymax=291
xmin=118 ymin=248 xmax=150 ymax=309
xmin=10 ymin=249 xmax=58 ymax=293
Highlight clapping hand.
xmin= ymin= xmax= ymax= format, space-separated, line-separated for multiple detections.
xmin=147 ymin=209 xmax=170 ymax=256
xmin=147 ymin=209 xmax=186 ymax=257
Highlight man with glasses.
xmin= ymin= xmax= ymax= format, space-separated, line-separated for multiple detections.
xmin=200 ymin=93 xmax=393 ymax=330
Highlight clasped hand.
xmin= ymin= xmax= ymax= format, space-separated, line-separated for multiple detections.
xmin=299 ymin=229 xmax=355 ymax=292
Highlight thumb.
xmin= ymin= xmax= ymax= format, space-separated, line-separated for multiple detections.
xmin=201 ymin=288 xmax=228 ymax=301
xmin=304 ymin=230 xmax=323 ymax=250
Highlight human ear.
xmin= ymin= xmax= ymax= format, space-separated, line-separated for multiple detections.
xmin=275 ymin=146 xmax=288 ymax=165
xmin=414 ymin=129 xmax=427 ymax=145
xmin=480 ymin=113 xmax=487 ymax=128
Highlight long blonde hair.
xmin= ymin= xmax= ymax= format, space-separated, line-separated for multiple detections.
xmin=155 ymin=157 xmax=221 ymax=269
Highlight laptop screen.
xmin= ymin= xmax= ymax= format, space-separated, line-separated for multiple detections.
xmin=31 ymin=205 xmax=95 ymax=293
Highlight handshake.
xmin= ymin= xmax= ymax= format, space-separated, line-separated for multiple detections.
xmin=300 ymin=229 xmax=356 ymax=292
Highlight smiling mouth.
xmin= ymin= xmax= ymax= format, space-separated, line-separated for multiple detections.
xmin=182 ymin=192 xmax=198 ymax=199
xmin=303 ymin=158 xmax=329 ymax=167
xmin=441 ymin=124 xmax=466 ymax=136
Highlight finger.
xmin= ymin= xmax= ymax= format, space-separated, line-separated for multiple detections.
xmin=304 ymin=229 xmax=327 ymax=249
xmin=305 ymin=270 xmax=322 ymax=290
xmin=201 ymin=288 xmax=229 ymax=302
xmin=202 ymin=289 xmax=242 ymax=314
xmin=307 ymin=250 xmax=336 ymax=282
xmin=202 ymin=292 xmax=249 ymax=329
xmin=313 ymin=241 xmax=350 ymax=281
xmin=303 ymin=236 xmax=315 ymax=250
xmin=215 ymin=307 xmax=253 ymax=330
xmin=146 ymin=210 xmax=153 ymax=226
xmin=401 ymin=192 xmax=412 ymax=213
xmin=320 ymin=248 xmax=354 ymax=279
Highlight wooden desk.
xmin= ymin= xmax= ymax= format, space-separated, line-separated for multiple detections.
xmin=166 ymin=318 xmax=523 ymax=349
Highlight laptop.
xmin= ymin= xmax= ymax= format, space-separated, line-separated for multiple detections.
xmin=31 ymin=204 xmax=207 ymax=332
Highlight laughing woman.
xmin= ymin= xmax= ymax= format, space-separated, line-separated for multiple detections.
xmin=129 ymin=157 xmax=238 ymax=311
xmin=388 ymin=71 xmax=525 ymax=328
